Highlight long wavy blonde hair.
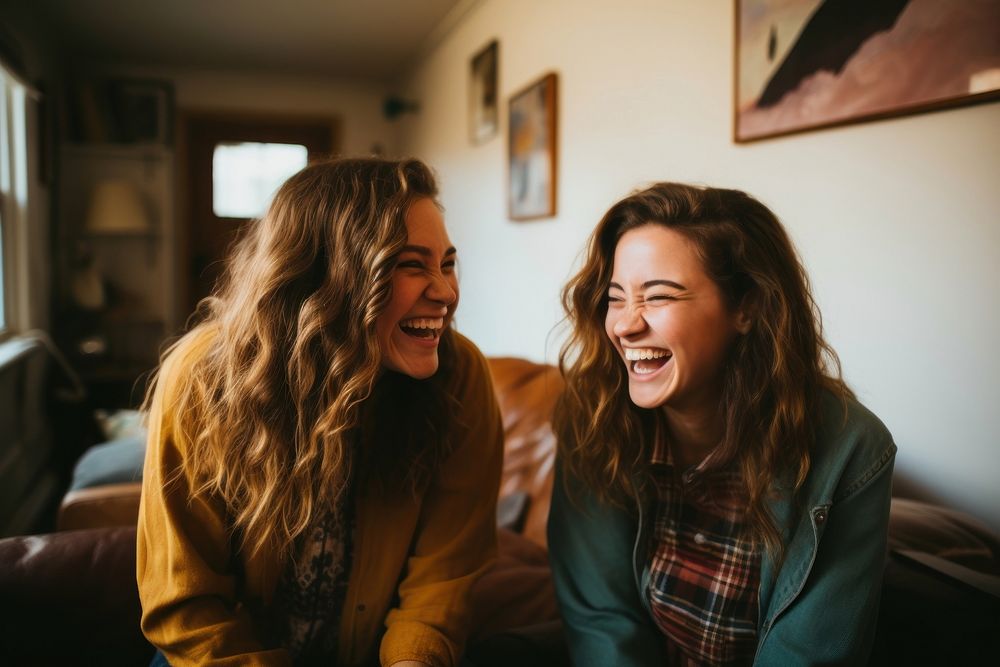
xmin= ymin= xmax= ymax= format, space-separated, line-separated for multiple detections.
xmin=147 ymin=157 xmax=457 ymax=559
xmin=555 ymin=183 xmax=852 ymax=556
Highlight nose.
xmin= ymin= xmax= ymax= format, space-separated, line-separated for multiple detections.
xmin=425 ymin=272 xmax=457 ymax=306
xmin=612 ymin=302 xmax=647 ymax=338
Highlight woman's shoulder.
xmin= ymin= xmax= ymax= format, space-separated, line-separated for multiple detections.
xmin=150 ymin=325 xmax=218 ymax=414
xmin=817 ymin=390 xmax=893 ymax=447
xmin=809 ymin=389 xmax=896 ymax=502
xmin=158 ymin=326 xmax=214 ymax=380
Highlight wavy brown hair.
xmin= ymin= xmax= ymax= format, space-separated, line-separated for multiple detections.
xmin=146 ymin=157 xmax=457 ymax=560
xmin=555 ymin=182 xmax=852 ymax=556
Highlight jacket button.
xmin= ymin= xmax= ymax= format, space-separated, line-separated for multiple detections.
xmin=814 ymin=509 xmax=828 ymax=524
xmin=693 ymin=532 xmax=707 ymax=546
xmin=357 ymin=604 xmax=366 ymax=612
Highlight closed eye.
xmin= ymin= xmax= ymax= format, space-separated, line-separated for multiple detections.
xmin=397 ymin=260 xmax=424 ymax=269
xmin=646 ymin=295 xmax=677 ymax=302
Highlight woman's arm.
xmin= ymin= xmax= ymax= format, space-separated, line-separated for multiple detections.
xmin=136 ymin=341 xmax=290 ymax=667
xmin=755 ymin=429 xmax=896 ymax=666
xmin=547 ymin=463 xmax=665 ymax=667
xmin=379 ymin=339 xmax=504 ymax=667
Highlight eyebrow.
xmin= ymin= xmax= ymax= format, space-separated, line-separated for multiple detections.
xmin=400 ymin=245 xmax=457 ymax=257
xmin=608 ymin=279 xmax=687 ymax=291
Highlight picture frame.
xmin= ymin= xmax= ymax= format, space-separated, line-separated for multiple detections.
xmin=734 ymin=0 xmax=1000 ymax=143
xmin=469 ymin=40 xmax=499 ymax=144
xmin=108 ymin=78 xmax=175 ymax=145
xmin=508 ymin=72 xmax=558 ymax=221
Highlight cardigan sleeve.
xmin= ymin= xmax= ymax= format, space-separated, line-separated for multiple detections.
xmin=547 ymin=463 xmax=665 ymax=667
xmin=379 ymin=334 xmax=504 ymax=667
xmin=136 ymin=333 xmax=291 ymax=667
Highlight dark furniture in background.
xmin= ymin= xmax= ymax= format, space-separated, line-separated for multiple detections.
xmin=0 ymin=337 xmax=58 ymax=537
xmin=0 ymin=334 xmax=102 ymax=538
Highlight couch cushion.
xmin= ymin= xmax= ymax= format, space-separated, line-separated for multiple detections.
xmin=488 ymin=357 xmax=562 ymax=548
xmin=469 ymin=528 xmax=561 ymax=642
xmin=58 ymin=481 xmax=144 ymax=531
xmin=69 ymin=435 xmax=146 ymax=491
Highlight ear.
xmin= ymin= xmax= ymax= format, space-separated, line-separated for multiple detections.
xmin=734 ymin=309 xmax=753 ymax=335
xmin=733 ymin=294 xmax=754 ymax=335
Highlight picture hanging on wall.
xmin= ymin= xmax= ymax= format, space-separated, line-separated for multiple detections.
xmin=469 ymin=40 xmax=499 ymax=144
xmin=508 ymin=72 xmax=557 ymax=220
xmin=108 ymin=78 xmax=175 ymax=144
xmin=734 ymin=0 xmax=1000 ymax=142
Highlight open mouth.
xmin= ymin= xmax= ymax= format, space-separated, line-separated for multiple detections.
xmin=399 ymin=317 xmax=444 ymax=340
xmin=623 ymin=347 xmax=672 ymax=376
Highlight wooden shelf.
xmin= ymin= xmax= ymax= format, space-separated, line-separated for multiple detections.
xmin=58 ymin=141 xmax=178 ymax=333
xmin=61 ymin=142 xmax=172 ymax=160
xmin=75 ymin=231 xmax=160 ymax=240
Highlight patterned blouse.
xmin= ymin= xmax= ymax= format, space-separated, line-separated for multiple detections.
xmin=646 ymin=439 xmax=761 ymax=666
xmin=272 ymin=480 xmax=357 ymax=664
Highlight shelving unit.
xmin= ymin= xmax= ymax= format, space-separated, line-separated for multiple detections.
xmin=57 ymin=143 xmax=177 ymax=407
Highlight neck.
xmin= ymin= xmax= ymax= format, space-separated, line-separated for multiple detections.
xmin=662 ymin=402 xmax=724 ymax=470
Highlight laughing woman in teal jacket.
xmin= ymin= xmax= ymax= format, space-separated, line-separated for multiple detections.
xmin=548 ymin=183 xmax=895 ymax=666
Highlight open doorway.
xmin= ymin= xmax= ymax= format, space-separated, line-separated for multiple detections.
xmin=178 ymin=112 xmax=338 ymax=322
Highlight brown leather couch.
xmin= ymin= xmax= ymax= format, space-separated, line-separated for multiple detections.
xmin=2 ymin=357 xmax=999 ymax=665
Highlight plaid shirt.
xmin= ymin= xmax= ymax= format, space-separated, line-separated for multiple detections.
xmin=646 ymin=439 xmax=760 ymax=666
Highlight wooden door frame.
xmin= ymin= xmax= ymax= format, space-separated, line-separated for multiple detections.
xmin=175 ymin=109 xmax=340 ymax=325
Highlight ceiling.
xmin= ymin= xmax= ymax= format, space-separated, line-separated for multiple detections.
xmin=33 ymin=0 xmax=473 ymax=81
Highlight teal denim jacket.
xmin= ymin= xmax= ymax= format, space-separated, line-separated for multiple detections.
xmin=548 ymin=392 xmax=896 ymax=666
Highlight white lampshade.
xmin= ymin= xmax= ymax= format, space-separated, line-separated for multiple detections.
xmin=85 ymin=179 xmax=150 ymax=233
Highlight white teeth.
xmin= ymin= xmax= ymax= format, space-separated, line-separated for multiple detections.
xmin=623 ymin=348 xmax=670 ymax=361
xmin=400 ymin=317 xmax=444 ymax=329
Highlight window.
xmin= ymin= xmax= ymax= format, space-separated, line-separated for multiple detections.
xmin=212 ymin=142 xmax=308 ymax=219
xmin=0 ymin=61 xmax=29 ymax=334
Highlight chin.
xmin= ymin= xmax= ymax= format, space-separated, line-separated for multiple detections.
xmin=386 ymin=355 xmax=439 ymax=380
xmin=406 ymin=364 xmax=439 ymax=380
xmin=628 ymin=391 xmax=664 ymax=410
xmin=627 ymin=382 xmax=669 ymax=410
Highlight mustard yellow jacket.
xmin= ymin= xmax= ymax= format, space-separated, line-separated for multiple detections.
xmin=137 ymin=329 xmax=504 ymax=666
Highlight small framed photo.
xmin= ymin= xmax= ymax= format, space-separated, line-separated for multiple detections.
xmin=109 ymin=79 xmax=175 ymax=145
xmin=508 ymin=72 xmax=558 ymax=221
xmin=469 ymin=40 xmax=499 ymax=144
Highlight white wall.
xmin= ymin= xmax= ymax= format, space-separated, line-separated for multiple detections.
xmin=396 ymin=0 xmax=1000 ymax=530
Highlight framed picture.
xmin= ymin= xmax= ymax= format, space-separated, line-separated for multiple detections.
xmin=108 ymin=79 xmax=175 ymax=145
xmin=469 ymin=40 xmax=499 ymax=144
xmin=508 ymin=73 xmax=558 ymax=221
xmin=734 ymin=0 xmax=1000 ymax=142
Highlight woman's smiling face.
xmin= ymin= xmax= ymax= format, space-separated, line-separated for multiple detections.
xmin=605 ymin=223 xmax=748 ymax=414
xmin=376 ymin=197 xmax=458 ymax=379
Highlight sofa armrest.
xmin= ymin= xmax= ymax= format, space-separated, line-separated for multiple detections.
xmin=889 ymin=497 xmax=1000 ymax=574
xmin=893 ymin=549 xmax=1000 ymax=602
xmin=57 ymin=481 xmax=142 ymax=531
xmin=0 ymin=526 xmax=152 ymax=663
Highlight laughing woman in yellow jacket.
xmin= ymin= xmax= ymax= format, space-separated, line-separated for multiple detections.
xmin=137 ymin=158 xmax=503 ymax=667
